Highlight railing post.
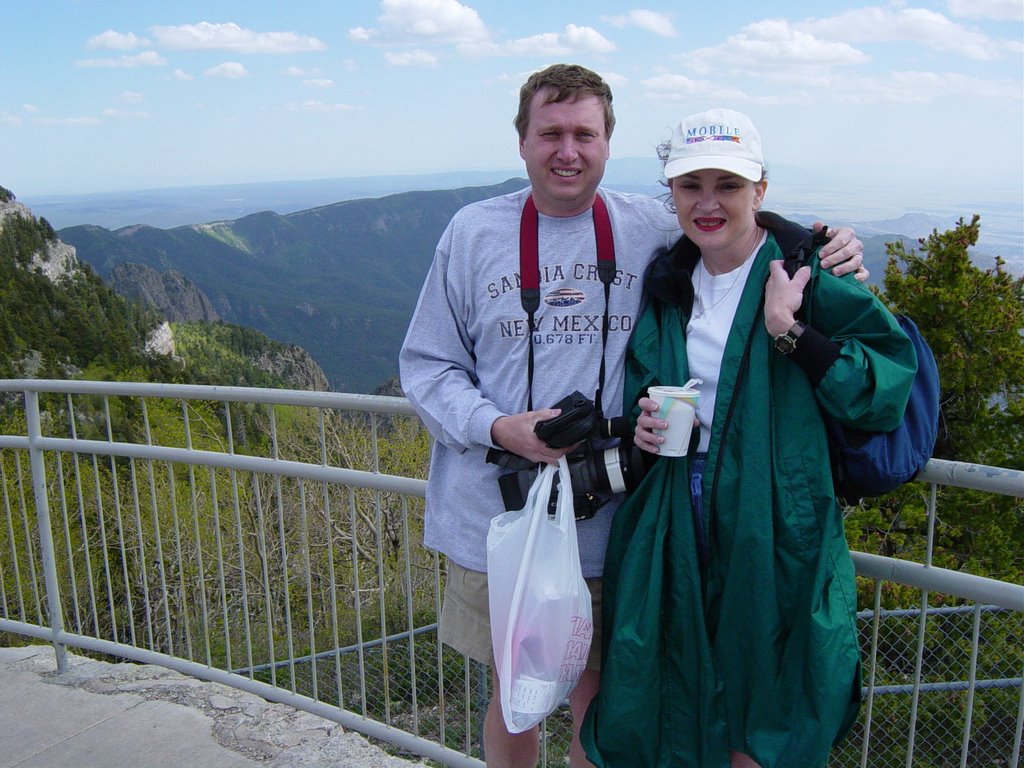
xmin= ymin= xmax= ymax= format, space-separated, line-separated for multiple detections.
xmin=1013 ymin=654 xmax=1023 ymax=768
xmin=25 ymin=389 xmax=67 ymax=671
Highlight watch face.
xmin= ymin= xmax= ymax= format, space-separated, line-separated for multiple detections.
xmin=775 ymin=333 xmax=796 ymax=354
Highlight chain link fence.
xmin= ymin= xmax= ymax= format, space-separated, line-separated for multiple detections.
xmin=232 ymin=602 xmax=1021 ymax=767
xmin=1 ymin=381 xmax=1021 ymax=766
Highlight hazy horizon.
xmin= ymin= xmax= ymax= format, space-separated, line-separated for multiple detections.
xmin=14 ymin=160 xmax=1022 ymax=274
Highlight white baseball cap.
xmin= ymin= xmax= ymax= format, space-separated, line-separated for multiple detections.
xmin=663 ymin=108 xmax=764 ymax=182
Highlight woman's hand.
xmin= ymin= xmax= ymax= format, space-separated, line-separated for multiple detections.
xmin=634 ymin=396 xmax=700 ymax=454
xmin=765 ymin=260 xmax=811 ymax=337
xmin=634 ymin=397 xmax=666 ymax=453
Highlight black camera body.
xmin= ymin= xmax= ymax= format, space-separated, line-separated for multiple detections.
xmin=487 ymin=391 xmax=654 ymax=520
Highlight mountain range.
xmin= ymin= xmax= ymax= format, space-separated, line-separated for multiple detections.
xmin=60 ymin=179 xmax=530 ymax=392
xmin=57 ymin=178 xmax=951 ymax=393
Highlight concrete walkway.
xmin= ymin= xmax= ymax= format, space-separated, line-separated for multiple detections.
xmin=0 ymin=645 xmax=427 ymax=768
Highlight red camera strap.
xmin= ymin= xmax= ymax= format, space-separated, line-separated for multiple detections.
xmin=518 ymin=194 xmax=616 ymax=412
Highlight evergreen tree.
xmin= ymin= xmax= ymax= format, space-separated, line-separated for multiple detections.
xmin=884 ymin=215 xmax=1024 ymax=470
xmin=0 ymin=201 xmax=173 ymax=380
xmin=845 ymin=216 xmax=1024 ymax=588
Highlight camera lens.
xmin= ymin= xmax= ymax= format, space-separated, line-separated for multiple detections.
xmin=594 ymin=442 xmax=651 ymax=495
xmin=598 ymin=447 xmax=627 ymax=494
xmin=491 ymin=435 xmax=653 ymax=517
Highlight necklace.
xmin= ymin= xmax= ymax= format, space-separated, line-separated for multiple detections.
xmin=692 ymin=261 xmax=744 ymax=320
xmin=691 ymin=230 xmax=766 ymax=320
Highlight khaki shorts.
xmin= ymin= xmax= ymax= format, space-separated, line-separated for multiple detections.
xmin=440 ymin=559 xmax=603 ymax=671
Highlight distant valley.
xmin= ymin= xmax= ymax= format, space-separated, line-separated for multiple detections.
xmin=61 ymin=179 xmax=529 ymax=393
xmin=55 ymin=174 xmax=1019 ymax=394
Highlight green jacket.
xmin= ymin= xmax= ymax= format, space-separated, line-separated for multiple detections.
xmin=581 ymin=224 xmax=917 ymax=768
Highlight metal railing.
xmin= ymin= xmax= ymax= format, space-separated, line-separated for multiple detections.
xmin=0 ymin=379 xmax=1021 ymax=767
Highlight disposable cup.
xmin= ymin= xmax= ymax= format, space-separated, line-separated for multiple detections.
xmin=648 ymin=379 xmax=701 ymax=457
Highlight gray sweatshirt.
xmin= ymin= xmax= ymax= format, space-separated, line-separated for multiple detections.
xmin=399 ymin=185 xmax=679 ymax=576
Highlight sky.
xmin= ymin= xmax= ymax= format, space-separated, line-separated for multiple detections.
xmin=1 ymin=0 xmax=1022 ymax=215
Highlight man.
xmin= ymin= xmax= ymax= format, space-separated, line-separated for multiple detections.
xmin=399 ymin=64 xmax=865 ymax=768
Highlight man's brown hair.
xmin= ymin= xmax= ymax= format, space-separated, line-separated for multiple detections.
xmin=513 ymin=64 xmax=615 ymax=140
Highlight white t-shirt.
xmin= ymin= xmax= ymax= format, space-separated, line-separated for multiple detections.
xmin=685 ymin=231 xmax=767 ymax=452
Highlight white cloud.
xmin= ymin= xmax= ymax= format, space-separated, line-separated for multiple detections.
xmin=286 ymin=100 xmax=354 ymax=112
xmin=603 ymin=10 xmax=677 ymax=38
xmin=284 ymin=66 xmax=322 ymax=76
xmin=172 ymin=69 xmax=194 ymax=81
xmin=564 ymin=24 xmax=617 ymax=52
xmin=450 ymin=40 xmax=491 ymax=56
xmin=87 ymin=29 xmax=151 ymax=50
xmin=661 ymin=12 xmax=1022 ymax=102
xmin=303 ymin=78 xmax=335 ymax=87
xmin=1 ymin=113 xmax=22 ymax=126
xmin=461 ymin=25 xmax=616 ymax=57
xmin=120 ymin=91 xmax=144 ymax=104
xmin=342 ymin=58 xmax=358 ymax=71
xmin=351 ymin=2 xmax=615 ymax=59
xmin=641 ymin=73 xmax=751 ymax=102
xmin=23 ymin=104 xmax=39 ymax=113
xmin=384 ymin=49 xmax=439 ymax=66
xmin=504 ymin=32 xmax=564 ymax=56
xmin=677 ymin=20 xmax=867 ymax=83
xmin=204 ymin=62 xmax=249 ymax=79
xmin=349 ymin=0 xmax=488 ymax=44
xmin=601 ymin=71 xmax=629 ymax=90
xmin=75 ymin=51 xmax=167 ymax=68
xmin=948 ymin=0 xmax=1024 ymax=21
xmin=835 ymin=70 xmax=1024 ymax=105
xmin=645 ymin=63 xmax=1022 ymax=109
xmin=797 ymin=7 xmax=1022 ymax=60
xmin=33 ymin=116 xmax=103 ymax=126
xmin=151 ymin=22 xmax=326 ymax=54
xmin=102 ymin=109 xmax=152 ymax=119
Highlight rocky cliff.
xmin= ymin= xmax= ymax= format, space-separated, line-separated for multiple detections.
xmin=251 ymin=342 xmax=330 ymax=392
xmin=110 ymin=262 xmax=220 ymax=322
xmin=1 ymin=198 xmax=81 ymax=281
xmin=1 ymin=185 xmax=330 ymax=391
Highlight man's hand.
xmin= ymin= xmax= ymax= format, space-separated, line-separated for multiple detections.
xmin=813 ymin=222 xmax=869 ymax=282
xmin=491 ymin=410 xmax=576 ymax=464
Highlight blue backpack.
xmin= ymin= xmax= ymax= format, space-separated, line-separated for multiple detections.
xmin=782 ymin=227 xmax=941 ymax=505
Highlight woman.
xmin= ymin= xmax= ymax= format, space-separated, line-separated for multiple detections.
xmin=580 ymin=108 xmax=917 ymax=767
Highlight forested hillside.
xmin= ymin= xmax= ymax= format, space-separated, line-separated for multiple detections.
xmin=0 ymin=184 xmax=328 ymax=391
xmin=0 ymin=185 xmax=175 ymax=382
xmin=61 ymin=179 xmax=530 ymax=393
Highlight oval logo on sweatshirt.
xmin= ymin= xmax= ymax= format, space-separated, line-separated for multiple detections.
xmin=543 ymin=288 xmax=586 ymax=308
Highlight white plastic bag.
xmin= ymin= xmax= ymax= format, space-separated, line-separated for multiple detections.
xmin=486 ymin=456 xmax=594 ymax=734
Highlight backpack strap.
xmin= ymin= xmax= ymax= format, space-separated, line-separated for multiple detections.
xmin=782 ymin=224 xmax=832 ymax=279
xmin=756 ymin=210 xmax=821 ymax=266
